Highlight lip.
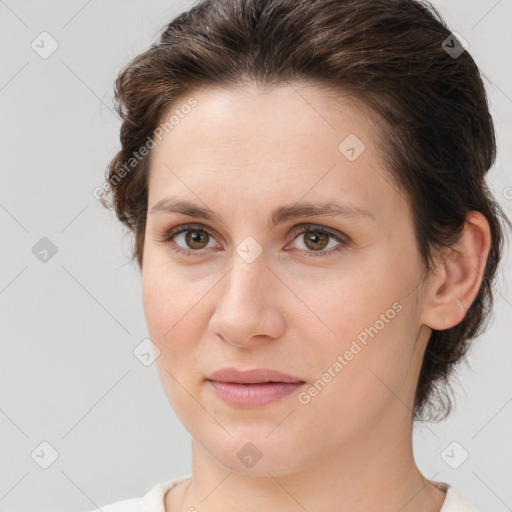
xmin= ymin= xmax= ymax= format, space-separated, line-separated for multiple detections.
xmin=206 ymin=367 xmax=305 ymax=408
xmin=207 ymin=367 xmax=304 ymax=384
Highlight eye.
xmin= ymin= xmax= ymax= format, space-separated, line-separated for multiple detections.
xmin=157 ymin=223 xmax=220 ymax=257
xmin=157 ymin=223 xmax=350 ymax=258
xmin=286 ymin=224 xmax=350 ymax=257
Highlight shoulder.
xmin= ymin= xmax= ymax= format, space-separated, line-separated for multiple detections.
xmin=84 ymin=476 xmax=190 ymax=512
xmin=437 ymin=481 xmax=484 ymax=512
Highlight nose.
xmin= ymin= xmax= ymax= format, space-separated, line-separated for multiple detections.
xmin=209 ymin=253 xmax=287 ymax=348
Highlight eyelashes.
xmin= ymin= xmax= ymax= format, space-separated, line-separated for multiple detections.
xmin=157 ymin=222 xmax=351 ymax=258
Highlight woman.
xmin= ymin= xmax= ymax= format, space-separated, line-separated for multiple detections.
xmin=93 ymin=0 xmax=510 ymax=510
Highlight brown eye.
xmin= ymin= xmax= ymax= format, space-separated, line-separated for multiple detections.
xmin=159 ymin=223 xmax=349 ymax=259
xmin=158 ymin=224 xmax=219 ymax=257
xmin=185 ymin=229 xmax=210 ymax=249
xmin=302 ymin=230 xmax=330 ymax=251
xmin=287 ymin=224 xmax=350 ymax=258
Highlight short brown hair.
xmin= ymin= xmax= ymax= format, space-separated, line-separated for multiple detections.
xmin=100 ymin=0 xmax=511 ymax=422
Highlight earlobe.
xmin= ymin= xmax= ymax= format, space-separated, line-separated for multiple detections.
xmin=421 ymin=211 xmax=491 ymax=331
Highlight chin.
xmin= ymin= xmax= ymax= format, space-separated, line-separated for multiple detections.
xmin=198 ymin=428 xmax=313 ymax=477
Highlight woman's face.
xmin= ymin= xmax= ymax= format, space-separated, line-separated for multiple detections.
xmin=142 ymin=82 xmax=432 ymax=475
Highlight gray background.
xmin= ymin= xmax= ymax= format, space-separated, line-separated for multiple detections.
xmin=0 ymin=1 xmax=511 ymax=511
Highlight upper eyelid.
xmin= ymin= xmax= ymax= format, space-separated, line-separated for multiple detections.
xmin=165 ymin=222 xmax=349 ymax=245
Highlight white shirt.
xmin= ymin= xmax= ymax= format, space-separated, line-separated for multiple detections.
xmin=88 ymin=477 xmax=482 ymax=512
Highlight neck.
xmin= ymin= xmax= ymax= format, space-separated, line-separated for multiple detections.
xmin=166 ymin=405 xmax=447 ymax=512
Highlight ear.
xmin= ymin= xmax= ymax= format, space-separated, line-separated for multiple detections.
xmin=421 ymin=211 xmax=492 ymax=331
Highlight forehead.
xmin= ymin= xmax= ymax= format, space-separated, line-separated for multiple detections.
xmin=153 ymin=81 xmax=375 ymax=155
xmin=147 ymin=82 xmax=405 ymax=223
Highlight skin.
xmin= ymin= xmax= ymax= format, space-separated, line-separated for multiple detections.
xmin=140 ymin=82 xmax=491 ymax=512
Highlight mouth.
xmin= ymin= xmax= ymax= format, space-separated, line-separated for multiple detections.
xmin=206 ymin=367 xmax=306 ymax=407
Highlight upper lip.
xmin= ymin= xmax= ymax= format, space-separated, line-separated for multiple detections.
xmin=207 ymin=367 xmax=304 ymax=384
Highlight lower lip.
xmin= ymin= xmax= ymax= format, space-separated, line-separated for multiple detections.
xmin=207 ymin=380 xmax=305 ymax=407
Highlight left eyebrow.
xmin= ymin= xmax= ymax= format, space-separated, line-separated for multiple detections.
xmin=149 ymin=196 xmax=376 ymax=226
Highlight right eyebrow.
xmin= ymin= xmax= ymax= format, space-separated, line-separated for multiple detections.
xmin=149 ymin=196 xmax=376 ymax=227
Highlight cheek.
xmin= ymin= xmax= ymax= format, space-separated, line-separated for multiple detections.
xmin=142 ymin=266 xmax=207 ymax=426
xmin=299 ymin=315 xmax=415 ymax=442
xmin=142 ymin=251 xmax=197 ymax=337
xmin=295 ymin=255 xmax=418 ymax=409
xmin=141 ymin=261 xmax=214 ymax=382
xmin=297 ymin=256 xmax=407 ymax=348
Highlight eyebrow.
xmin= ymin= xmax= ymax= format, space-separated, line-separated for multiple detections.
xmin=150 ymin=196 xmax=376 ymax=227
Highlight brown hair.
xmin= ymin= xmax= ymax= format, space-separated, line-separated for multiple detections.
xmin=100 ymin=0 xmax=511 ymax=422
